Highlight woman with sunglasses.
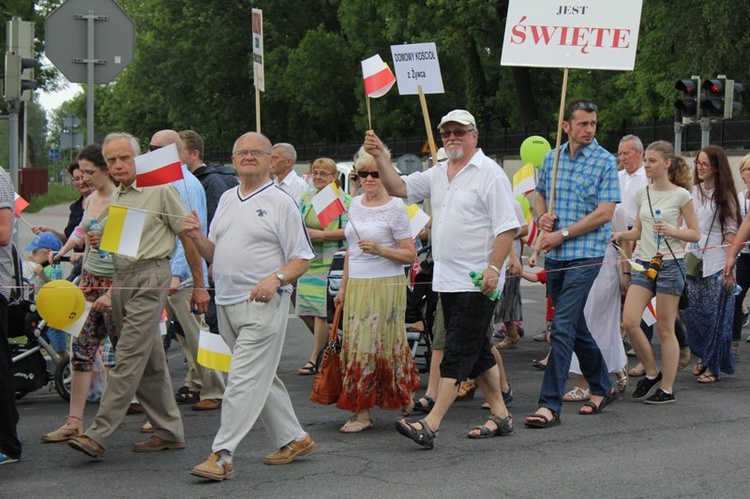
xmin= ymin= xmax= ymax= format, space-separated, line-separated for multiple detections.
xmin=681 ymin=146 xmax=739 ymax=384
xmin=296 ymin=158 xmax=351 ymax=375
xmin=333 ymin=146 xmax=420 ymax=432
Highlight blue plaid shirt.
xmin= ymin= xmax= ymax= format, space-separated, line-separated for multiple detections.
xmin=536 ymin=138 xmax=620 ymax=260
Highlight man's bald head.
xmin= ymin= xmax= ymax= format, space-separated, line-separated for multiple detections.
xmin=150 ymin=129 xmax=185 ymax=156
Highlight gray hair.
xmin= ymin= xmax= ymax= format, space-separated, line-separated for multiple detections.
xmin=103 ymin=132 xmax=141 ymax=156
xmin=619 ymin=134 xmax=644 ymax=152
xmin=273 ymin=142 xmax=297 ymax=162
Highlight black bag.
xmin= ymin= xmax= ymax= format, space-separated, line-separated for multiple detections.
xmin=679 ymin=285 xmax=689 ymax=310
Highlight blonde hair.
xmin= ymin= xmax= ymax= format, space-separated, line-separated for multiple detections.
xmin=645 ymin=140 xmax=692 ymax=190
xmin=739 ymin=153 xmax=750 ymax=173
xmin=312 ymin=157 xmax=339 ymax=187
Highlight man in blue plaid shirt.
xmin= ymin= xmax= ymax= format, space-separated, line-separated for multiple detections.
xmin=526 ymin=99 xmax=620 ymax=429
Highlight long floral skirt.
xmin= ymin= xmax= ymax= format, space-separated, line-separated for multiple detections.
xmin=681 ymin=271 xmax=735 ymax=376
xmin=336 ymin=275 xmax=421 ymax=413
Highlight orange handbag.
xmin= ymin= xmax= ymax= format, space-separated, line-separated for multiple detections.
xmin=310 ymin=304 xmax=343 ymax=405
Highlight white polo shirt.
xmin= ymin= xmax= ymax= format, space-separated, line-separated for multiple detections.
xmin=276 ymin=171 xmax=309 ymax=205
xmin=618 ymin=165 xmax=648 ymax=228
xmin=209 ymin=182 xmax=315 ymax=305
xmin=403 ymin=149 xmax=520 ymax=293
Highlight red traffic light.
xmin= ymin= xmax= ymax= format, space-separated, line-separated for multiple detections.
xmin=676 ymin=79 xmax=699 ymax=95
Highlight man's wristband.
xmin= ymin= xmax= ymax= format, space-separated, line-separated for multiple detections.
xmin=488 ymin=264 xmax=501 ymax=275
xmin=535 ymin=212 xmax=546 ymax=225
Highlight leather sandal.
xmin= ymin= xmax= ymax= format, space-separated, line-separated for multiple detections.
xmin=412 ymin=395 xmax=435 ymax=414
xmin=41 ymin=415 xmax=83 ymax=443
xmin=394 ymin=419 xmax=438 ymax=449
xmin=467 ymin=414 xmax=514 ymax=439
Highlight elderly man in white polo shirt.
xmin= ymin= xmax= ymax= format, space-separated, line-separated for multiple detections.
xmin=185 ymin=132 xmax=316 ymax=481
xmin=364 ymin=109 xmax=520 ymax=449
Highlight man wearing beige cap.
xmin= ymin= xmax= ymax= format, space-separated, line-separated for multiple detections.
xmin=364 ymin=109 xmax=519 ymax=449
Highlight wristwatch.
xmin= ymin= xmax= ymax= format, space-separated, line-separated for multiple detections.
xmin=275 ymin=272 xmax=286 ymax=285
xmin=561 ymin=228 xmax=570 ymax=239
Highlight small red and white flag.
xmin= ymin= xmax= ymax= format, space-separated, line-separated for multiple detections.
xmin=311 ymin=182 xmax=346 ymax=228
xmin=362 ymin=54 xmax=396 ymax=98
xmin=642 ymin=297 xmax=657 ymax=327
xmin=135 ymin=143 xmax=183 ymax=187
xmin=524 ymin=219 xmax=539 ymax=248
xmin=14 ymin=193 xmax=29 ymax=217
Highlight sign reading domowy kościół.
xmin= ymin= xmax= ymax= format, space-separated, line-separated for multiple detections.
xmin=390 ymin=42 xmax=444 ymax=95
xmin=500 ymin=0 xmax=643 ymax=71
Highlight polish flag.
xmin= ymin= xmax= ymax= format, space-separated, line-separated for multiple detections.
xmin=362 ymin=54 xmax=396 ymax=98
xmin=642 ymin=297 xmax=657 ymax=327
xmin=311 ymin=182 xmax=346 ymax=228
xmin=14 ymin=193 xmax=29 ymax=217
xmin=135 ymin=143 xmax=184 ymax=187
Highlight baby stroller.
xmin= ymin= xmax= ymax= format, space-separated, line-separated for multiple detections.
xmin=9 ymin=244 xmax=71 ymax=401
xmin=325 ymin=245 xmax=436 ymax=373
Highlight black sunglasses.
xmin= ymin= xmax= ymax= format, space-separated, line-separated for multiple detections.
xmin=357 ymin=171 xmax=380 ymax=179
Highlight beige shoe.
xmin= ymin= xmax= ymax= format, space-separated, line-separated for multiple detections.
xmin=190 ymin=453 xmax=235 ymax=481
xmin=41 ymin=416 xmax=83 ymax=442
xmin=132 ymin=435 xmax=186 ymax=453
xmin=139 ymin=421 xmax=155 ymax=433
xmin=263 ymin=433 xmax=316 ymax=465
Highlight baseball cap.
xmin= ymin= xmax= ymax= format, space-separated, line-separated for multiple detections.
xmin=438 ymin=109 xmax=476 ymax=129
xmin=25 ymin=232 xmax=63 ymax=252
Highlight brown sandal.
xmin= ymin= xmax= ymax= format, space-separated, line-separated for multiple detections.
xmin=41 ymin=415 xmax=83 ymax=443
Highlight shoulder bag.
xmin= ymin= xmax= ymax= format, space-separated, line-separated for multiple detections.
xmin=310 ymin=304 xmax=343 ymax=405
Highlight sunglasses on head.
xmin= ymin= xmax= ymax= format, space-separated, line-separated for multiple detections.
xmin=357 ymin=171 xmax=380 ymax=179
xmin=148 ymin=144 xmax=163 ymax=152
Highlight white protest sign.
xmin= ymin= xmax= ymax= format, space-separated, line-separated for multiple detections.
xmin=501 ymin=0 xmax=643 ymax=70
xmin=390 ymin=42 xmax=444 ymax=95
xmin=252 ymin=8 xmax=265 ymax=92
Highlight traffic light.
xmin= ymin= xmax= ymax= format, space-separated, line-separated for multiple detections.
xmin=4 ymin=17 xmax=36 ymax=102
xmin=675 ymin=77 xmax=701 ymax=119
xmin=702 ymin=77 xmax=726 ymax=118
xmin=3 ymin=53 xmax=36 ymax=101
xmin=702 ymin=76 xmax=743 ymax=120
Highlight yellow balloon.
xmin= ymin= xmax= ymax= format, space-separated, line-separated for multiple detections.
xmin=36 ymin=279 xmax=86 ymax=329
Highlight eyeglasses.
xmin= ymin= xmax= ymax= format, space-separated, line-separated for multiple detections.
xmin=148 ymin=144 xmax=163 ymax=152
xmin=357 ymin=171 xmax=380 ymax=179
xmin=694 ymin=159 xmax=712 ymax=169
xmin=312 ymin=170 xmax=334 ymax=177
xmin=234 ymin=149 xmax=271 ymax=159
xmin=439 ymin=128 xmax=475 ymax=139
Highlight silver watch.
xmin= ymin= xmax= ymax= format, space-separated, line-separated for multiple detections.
xmin=275 ymin=272 xmax=286 ymax=285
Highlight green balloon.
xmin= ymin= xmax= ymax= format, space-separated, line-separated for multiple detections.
xmin=520 ymin=135 xmax=551 ymax=167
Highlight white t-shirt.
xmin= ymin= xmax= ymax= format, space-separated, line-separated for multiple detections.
xmin=739 ymin=189 xmax=750 ymax=255
xmin=209 ymin=182 xmax=315 ymax=306
xmin=345 ymin=196 xmax=412 ymax=279
xmin=687 ymin=186 xmax=738 ymax=277
xmin=403 ymin=149 xmax=520 ymax=293
xmin=633 ymin=186 xmax=692 ymax=261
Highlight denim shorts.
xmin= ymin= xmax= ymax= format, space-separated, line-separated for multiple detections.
xmin=631 ymin=257 xmax=686 ymax=296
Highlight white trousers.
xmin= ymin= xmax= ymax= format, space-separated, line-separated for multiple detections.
xmin=211 ymin=292 xmax=304 ymax=455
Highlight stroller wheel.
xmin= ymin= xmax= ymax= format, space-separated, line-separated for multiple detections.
xmin=54 ymin=359 xmax=72 ymax=402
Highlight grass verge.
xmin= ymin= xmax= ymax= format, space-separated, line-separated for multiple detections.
xmin=24 ymin=184 xmax=80 ymax=213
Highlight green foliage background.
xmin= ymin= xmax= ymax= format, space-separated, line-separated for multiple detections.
xmin=3 ymin=0 xmax=750 ymax=156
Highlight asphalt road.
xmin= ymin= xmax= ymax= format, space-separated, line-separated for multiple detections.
xmin=3 ymin=204 xmax=750 ymax=498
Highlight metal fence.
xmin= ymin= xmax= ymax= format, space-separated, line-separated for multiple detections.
xmin=204 ymin=118 xmax=750 ymax=165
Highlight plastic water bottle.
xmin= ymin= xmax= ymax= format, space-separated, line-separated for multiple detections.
xmin=653 ymin=209 xmax=662 ymax=243
xmin=734 ymin=284 xmax=743 ymax=296
xmin=50 ymin=263 xmax=63 ymax=280
xmin=469 ymin=271 xmax=500 ymax=301
xmin=89 ymin=220 xmax=109 ymax=258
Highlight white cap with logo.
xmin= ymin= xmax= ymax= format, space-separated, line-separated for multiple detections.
xmin=438 ymin=109 xmax=476 ymax=129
